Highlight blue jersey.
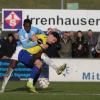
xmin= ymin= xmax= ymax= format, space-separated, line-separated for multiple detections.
xmin=18 ymin=26 xmax=44 ymax=48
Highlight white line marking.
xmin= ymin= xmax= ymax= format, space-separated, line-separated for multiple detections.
xmin=1 ymin=92 xmax=100 ymax=96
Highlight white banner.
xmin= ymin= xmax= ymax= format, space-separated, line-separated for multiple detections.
xmin=2 ymin=9 xmax=100 ymax=31
xmin=49 ymin=59 xmax=100 ymax=82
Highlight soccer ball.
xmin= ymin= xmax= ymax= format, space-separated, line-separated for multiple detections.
xmin=38 ymin=78 xmax=50 ymax=89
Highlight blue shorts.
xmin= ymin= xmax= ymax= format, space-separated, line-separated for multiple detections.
xmin=18 ymin=50 xmax=36 ymax=68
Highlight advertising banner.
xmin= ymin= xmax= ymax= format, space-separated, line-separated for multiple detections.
xmin=0 ymin=59 xmax=48 ymax=81
xmin=49 ymin=59 xmax=100 ymax=82
xmin=2 ymin=9 xmax=100 ymax=31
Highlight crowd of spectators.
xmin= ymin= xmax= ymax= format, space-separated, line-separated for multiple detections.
xmin=0 ymin=28 xmax=100 ymax=59
xmin=46 ymin=28 xmax=100 ymax=58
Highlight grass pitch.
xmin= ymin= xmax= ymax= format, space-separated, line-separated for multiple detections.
xmin=0 ymin=81 xmax=100 ymax=100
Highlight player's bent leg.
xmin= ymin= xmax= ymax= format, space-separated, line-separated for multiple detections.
xmin=26 ymin=59 xmax=42 ymax=93
xmin=0 ymin=60 xmax=18 ymax=93
xmin=18 ymin=50 xmax=42 ymax=93
xmin=41 ymin=53 xmax=66 ymax=75
xmin=33 ymin=59 xmax=42 ymax=85
xmin=5 ymin=60 xmax=18 ymax=76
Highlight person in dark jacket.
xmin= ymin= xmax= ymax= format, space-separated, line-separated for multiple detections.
xmin=72 ymin=31 xmax=89 ymax=58
xmin=0 ymin=32 xmax=19 ymax=59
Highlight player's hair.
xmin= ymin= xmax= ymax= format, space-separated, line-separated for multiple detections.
xmin=8 ymin=33 xmax=13 ymax=37
xmin=51 ymin=32 xmax=60 ymax=43
xmin=23 ymin=18 xmax=32 ymax=25
xmin=88 ymin=29 xmax=92 ymax=32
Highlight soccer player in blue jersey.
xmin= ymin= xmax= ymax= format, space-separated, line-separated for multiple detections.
xmin=0 ymin=18 xmax=46 ymax=93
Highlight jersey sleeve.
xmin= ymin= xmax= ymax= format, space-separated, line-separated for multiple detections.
xmin=18 ymin=29 xmax=38 ymax=48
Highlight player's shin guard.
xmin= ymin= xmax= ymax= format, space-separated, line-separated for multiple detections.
xmin=33 ymin=69 xmax=41 ymax=85
xmin=27 ymin=66 xmax=40 ymax=84
xmin=0 ymin=69 xmax=13 ymax=93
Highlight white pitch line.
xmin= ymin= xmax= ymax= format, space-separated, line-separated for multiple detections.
xmin=1 ymin=92 xmax=100 ymax=96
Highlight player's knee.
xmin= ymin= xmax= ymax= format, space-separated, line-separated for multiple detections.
xmin=34 ymin=59 xmax=43 ymax=68
xmin=9 ymin=60 xmax=18 ymax=69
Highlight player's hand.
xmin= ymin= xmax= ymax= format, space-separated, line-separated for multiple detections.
xmin=37 ymin=39 xmax=43 ymax=44
xmin=31 ymin=35 xmax=38 ymax=41
xmin=78 ymin=44 xmax=82 ymax=50
xmin=40 ymin=44 xmax=48 ymax=49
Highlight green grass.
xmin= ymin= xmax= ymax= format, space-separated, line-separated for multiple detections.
xmin=0 ymin=0 xmax=100 ymax=21
xmin=0 ymin=81 xmax=100 ymax=100
xmin=0 ymin=0 xmax=61 ymax=10
xmin=0 ymin=0 xmax=100 ymax=10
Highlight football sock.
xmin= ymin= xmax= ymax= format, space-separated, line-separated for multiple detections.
xmin=1 ymin=69 xmax=13 ymax=92
xmin=28 ymin=66 xmax=40 ymax=84
xmin=33 ymin=69 xmax=41 ymax=85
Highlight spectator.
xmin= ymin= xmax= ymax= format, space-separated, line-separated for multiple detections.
xmin=72 ymin=31 xmax=89 ymax=58
xmin=86 ymin=29 xmax=97 ymax=58
xmin=69 ymin=31 xmax=75 ymax=42
xmin=0 ymin=32 xmax=19 ymax=59
xmin=59 ymin=31 xmax=73 ymax=58
xmin=95 ymin=34 xmax=100 ymax=58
